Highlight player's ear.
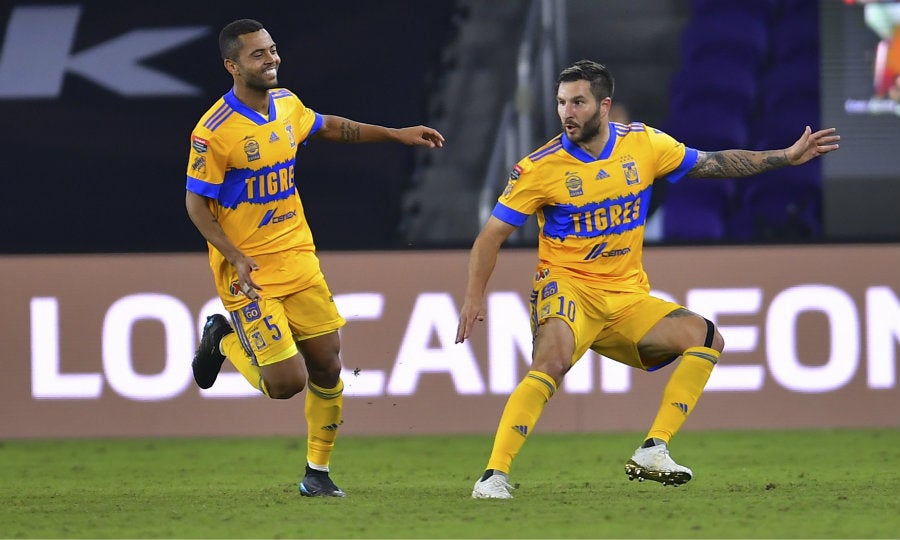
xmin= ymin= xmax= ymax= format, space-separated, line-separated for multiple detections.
xmin=223 ymin=57 xmax=238 ymax=76
xmin=601 ymin=96 xmax=612 ymax=115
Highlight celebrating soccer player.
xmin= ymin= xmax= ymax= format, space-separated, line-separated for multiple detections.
xmin=457 ymin=59 xmax=839 ymax=499
xmin=185 ymin=19 xmax=443 ymax=497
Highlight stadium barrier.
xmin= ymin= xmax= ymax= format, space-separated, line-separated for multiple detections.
xmin=2 ymin=245 xmax=898 ymax=439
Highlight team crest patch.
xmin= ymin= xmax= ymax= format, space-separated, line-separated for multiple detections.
xmin=540 ymin=303 xmax=552 ymax=318
xmin=285 ymin=123 xmax=296 ymax=147
xmin=243 ymin=138 xmax=261 ymax=162
xmin=622 ymin=160 xmax=640 ymax=185
xmin=565 ymin=172 xmax=583 ymax=197
xmin=540 ymin=281 xmax=558 ymax=300
xmin=191 ymin=156 xmax=206 ymax=174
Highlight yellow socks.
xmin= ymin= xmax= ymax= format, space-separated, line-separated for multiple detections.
xmin=219 ymin=333 xmax=269 ymax=396
xmin=485 ymin=370 xmax=557 ymax=473
xmin=306 ymin=379 xmax=344 ymax=469
xmin=646 ymin=346 xmax=719 ymax=443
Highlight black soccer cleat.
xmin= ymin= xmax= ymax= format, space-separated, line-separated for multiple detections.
xmin=299 ymin=466 xmax=346 ymax=497
xmin=192 ymin=314 xmax=234 ymax=389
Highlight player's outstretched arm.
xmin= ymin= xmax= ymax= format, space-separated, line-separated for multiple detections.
xmin=456 ymin=217 xmax=517 ymax=344
xmin=687 ymin=126 xmax=840 ymax=179
xmin=315 ymin=114 xmax=444 ymax=147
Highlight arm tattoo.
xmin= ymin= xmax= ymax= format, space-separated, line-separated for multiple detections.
xmin=664 ymin=308 xmax=696 ymax=319
xmin=339 ymin=121 xmax=361 ymax=143
xmin=688 ymin=149 xmax=789 ymax=178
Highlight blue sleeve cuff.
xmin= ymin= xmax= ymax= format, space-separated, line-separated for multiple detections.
xmin=186 ymin=176 xmax=219 ymax=198
xmin=492 ymin=202 xmax=529 ymax=227
xmin=304 ymin=113 xmax=324 ymax=145
xmin=662 ymin=147 xmax=699 ymax=184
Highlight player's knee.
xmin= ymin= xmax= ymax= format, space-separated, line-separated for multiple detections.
xmin=530 ymin=356 xmax=569 ymax=386
xmin=709 ymin=327 xmax=725 ymax=353
xmin=700 ymin=318 xmax=724 ymax=353
xmin=307 ymin=358 xmax=342 ymax=388
xmin=265 ymin=375 xmax=307 ymax=399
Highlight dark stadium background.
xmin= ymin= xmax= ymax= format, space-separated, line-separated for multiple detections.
xmin=2 ymin=0 xmax=898 ymax=254
xmin=0 ymin=1 xmax=456 ymax=253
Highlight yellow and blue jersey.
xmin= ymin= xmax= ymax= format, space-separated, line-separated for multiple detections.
xmin=186 ymin=88 xmax=323 ymax=305
xmin=494 ymin=122 xmax=698 ymax=292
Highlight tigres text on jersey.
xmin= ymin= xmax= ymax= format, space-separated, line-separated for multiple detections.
xmin=185 ymin=88 xmax=323 ymax=307
xmin=493 ymin=122 xmax=699 ymax=292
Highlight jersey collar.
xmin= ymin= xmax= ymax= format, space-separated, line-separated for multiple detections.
xmin=560 ymin=122 xmax=617 ymax=162
xmin=224 ymin=89 xmax=277 ymax=125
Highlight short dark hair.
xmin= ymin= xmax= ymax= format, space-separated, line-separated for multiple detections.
xmin=556 ymin=60 xmax=615 ymax=102
xmin=219 ymin=19 xmax=265 ymax=60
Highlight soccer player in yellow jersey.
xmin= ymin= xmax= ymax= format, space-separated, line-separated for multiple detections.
xmin=457 ymin=60 xmax=839 ymax=499
xmin=185 ymin=19 xmax=443 ymax=497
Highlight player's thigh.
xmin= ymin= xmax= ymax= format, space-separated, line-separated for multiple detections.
xmin=637 ymin=307 xmax=713 ymax=359
xmin=282 ymin=278 xmax=346 ymax=340
xmin=531 ymin=274 xmax=604 ymax=368
xmin=230 ymin=298 xmax=299 ymax=368
xmin=590 ymin=294 xmax=682 ymax=370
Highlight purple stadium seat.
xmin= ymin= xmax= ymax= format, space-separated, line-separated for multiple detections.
xmin=689 ymin=0 xmax=779 ymax=19
xmin=680 ymin=13 xmax=770 ymax=71
xmin=666 ymin=101 xmax=751 ymax=150
xmin=662 ymin=178 xmax=736 ymax=241
xmin=669 ymin=68 xmax=759 ymax=121
xmin=729 ymin=166 xmax=822 ymax=241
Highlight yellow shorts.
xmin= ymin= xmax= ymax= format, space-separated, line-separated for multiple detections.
xmin=228 ymin=277 xmax=346 ymax=367
xmin=531 ymin=270 xmax=681 ymax=370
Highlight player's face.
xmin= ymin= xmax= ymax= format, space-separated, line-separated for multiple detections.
xmin=557 ymin=80 xmax=608 ymax=143
xmin=233 ymin=29 xmax=280 ymax=91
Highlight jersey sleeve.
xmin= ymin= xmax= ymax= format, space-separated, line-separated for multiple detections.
xmin=185 ymin=124 xmax=230 ymax=198
xmin=287 ymin=92 xmax=322 ymax=144
xmin=491 ymin=159 xmax=544 ymax=226
xmin=645 ymin=126 xmax=699 ymax=184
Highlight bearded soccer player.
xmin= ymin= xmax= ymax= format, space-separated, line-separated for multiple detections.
xmin=456 ymin=60 xmax=839 ymax=499
xmin=185 ymin=19 xmax=443 ymax=497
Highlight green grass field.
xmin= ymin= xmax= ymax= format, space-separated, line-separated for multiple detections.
xmin=2 ymin=429 xmax=898 ymax=539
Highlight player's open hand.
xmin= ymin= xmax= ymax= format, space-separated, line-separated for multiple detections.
xmin=786 ymin=126 xmax=840 ymax=165
xmin=397 ymin=125 xmax=444 ymax=148
xmin=234 ymin=254 xmax=263 ymax=301
xmin=456 ymin=299 xmax=486 ymax=344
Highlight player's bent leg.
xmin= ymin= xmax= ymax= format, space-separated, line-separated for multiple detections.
xmin=627 ymin=313 xmax=722 ymax=486
xmin=297 ymin=332 xmax=346 ymax=497
xmin=259 ymin=355 xmax=308 ymax=399
xmin=472 ymin=320 xmax=570 ymax=499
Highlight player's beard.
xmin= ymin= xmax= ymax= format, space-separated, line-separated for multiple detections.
xmin=565 ymin=107 xmax=603 ymax=144
xmin=239 ymin=62 xmax=279 ymax=92
xmin=245 ymin=72 xmax=278 ymax=92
